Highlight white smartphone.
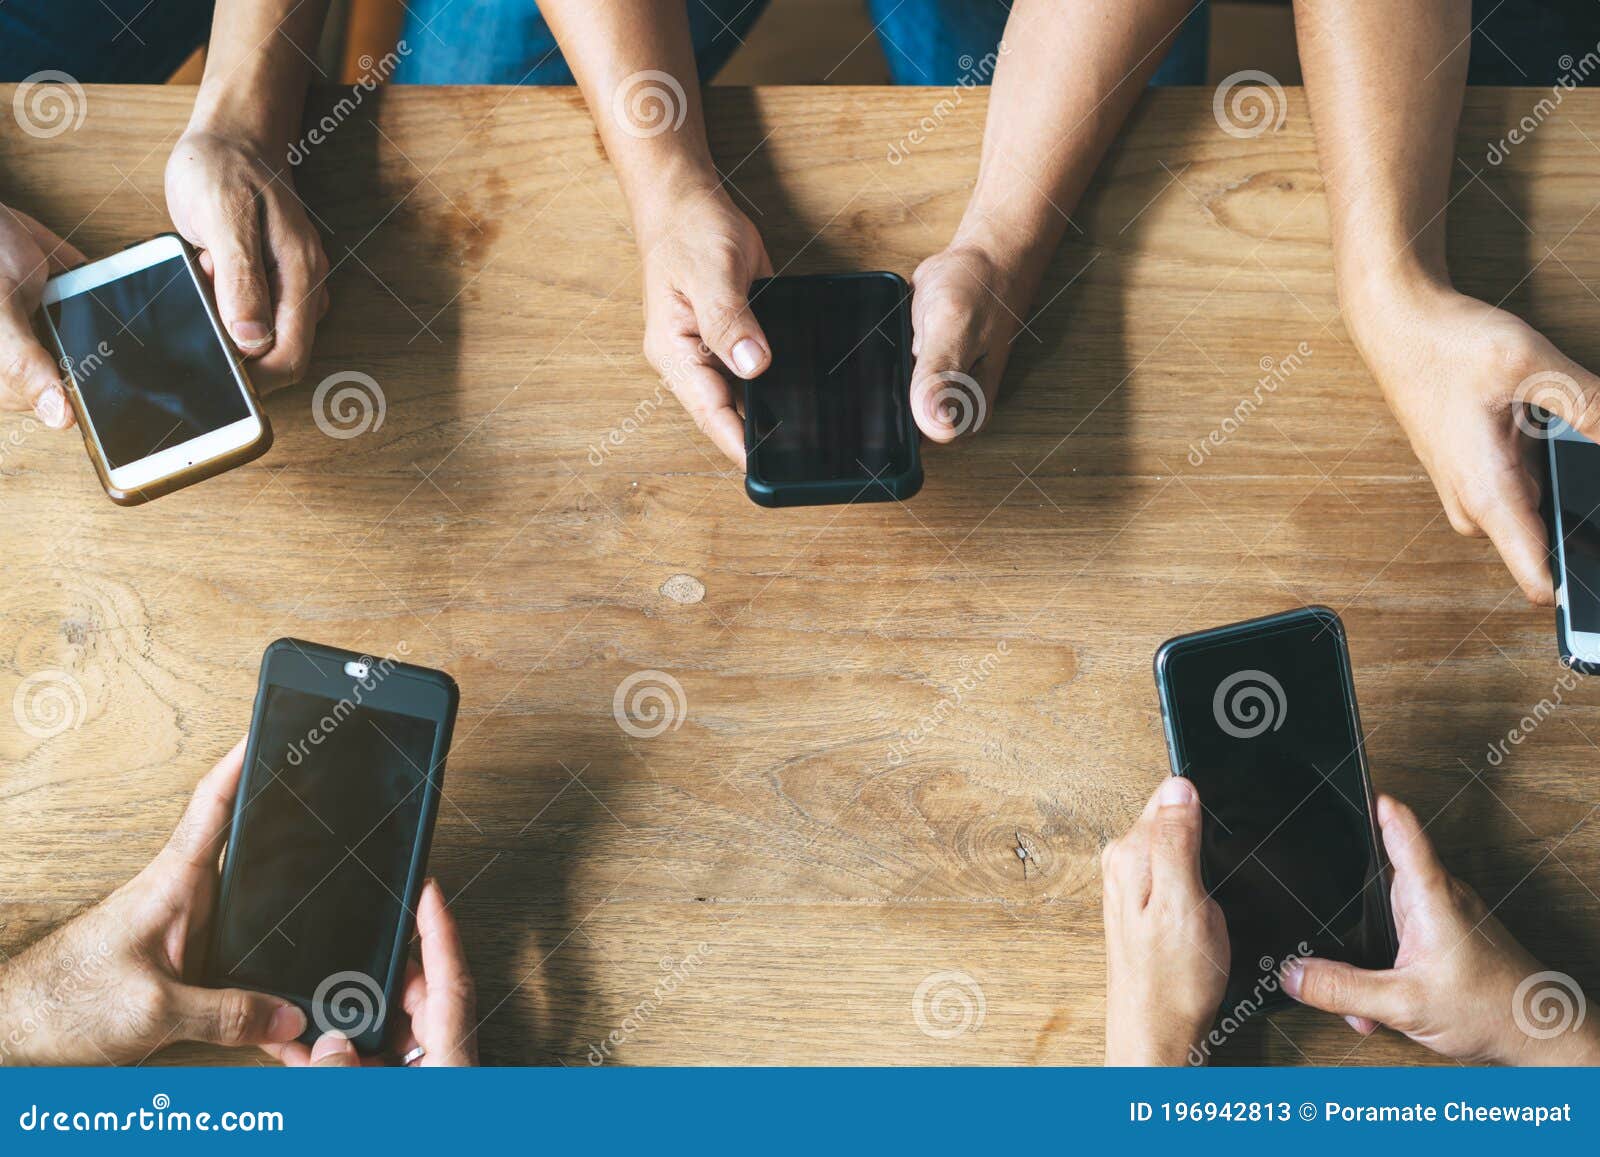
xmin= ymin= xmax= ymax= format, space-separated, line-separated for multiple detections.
xmin=1546 ymin=415 xmax=1600 ymax=669
xmin=40 ymin=233 xmax=270 ymax=505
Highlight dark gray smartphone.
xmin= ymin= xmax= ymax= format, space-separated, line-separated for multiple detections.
xmin=206 ymin=638 xmax=458 ymax=1054
xmin=742 ymin=271 xmax=922 ymax=508
xmin=1152 ymin=606 xmax=1397 ymax=1011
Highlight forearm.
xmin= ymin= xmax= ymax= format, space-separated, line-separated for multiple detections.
xmin=189 ymin=0 xmax=332 ymax=150
xmin=1294 ymin=0 xmax=1469 ymax=308
xmin=540 ymin=1 xmax=717 ymax=215
xmin=953 ymin=0 xmax=1194 ymax=280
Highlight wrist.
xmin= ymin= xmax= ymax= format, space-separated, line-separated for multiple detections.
xmin=623 ymin=155 xmax=724 ymax=234
xmin=1106 ymin=1005 xmax=1209 ymax=1067
xmin=1336 ymin=246 xmax=1454 ymax=343
xmin=187 ymin=84 xmax=301 ymax=157
xmin=948 ymin=201 xmax=1062 ymax=299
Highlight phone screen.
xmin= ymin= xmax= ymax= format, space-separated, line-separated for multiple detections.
xmin=744 ymin=275 xmax=915 ymax=485
xmin=46 ymin=255 xmax=249 ymax=469
xmin=213 ymin=685 xmax=438 ymax=1003
xmin=1161 ymin=613 xmax=1393 ymax=1006
xmin=1552 ymin=433 xmax=1600 ymax=633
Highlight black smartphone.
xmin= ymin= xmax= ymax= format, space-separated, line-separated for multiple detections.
xmin=742 ymin=271 xmax=922 ymax=507
xmin=1152 ymin=606 xmax=1397 ymax=1011
xmin=206 ymin=638 xmax=458 ymax=1054
xmin=1543 ymin=416 xmax=1600 ymax=674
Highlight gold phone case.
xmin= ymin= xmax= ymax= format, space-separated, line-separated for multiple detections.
xmin=42 ymin=233 xmax=273 ymax=507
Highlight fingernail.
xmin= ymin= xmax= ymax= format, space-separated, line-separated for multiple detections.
xmin=231 ymin=321 xmax=272 ymax=351
xmin=1344 ymin=1015 xmax=1368 ymax=1034
xmin=937 ymin=400 xmax=958 ymax=426
xmin=34 ymin=386 xmax=68 ymax=429
xmin=1280 ymin=959 xmax=1304 ymax=998
xmin=269 ymin=1004 xmax=306 ymax=1041
xmin=731 ymin=338 xmax=764 ymax=377
xmin=1158 ymin=776 xmax=1195 ymax=807
xmin=311 ymin=1030 xmax=354 ymax=1062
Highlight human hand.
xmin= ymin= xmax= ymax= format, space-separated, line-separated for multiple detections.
xmin=265 ymin=878 xmax=479 ymax=1068
xmin=1347 ymin=282 xmax=1600 ymax=605
xmin=1101 ymin=776 xmax=1229 ymax=1065
xmin=909 ymin=242 xmax=1040 ymax=443
xmin=0 ymin=738 xmax=307 ymax=1065
xmin=0 ymin=204 xmax=85 ymax=430
xmin=1282 ymin=794 xmax=1600 ymax=1065
xmin=635 ymin=177 xmax=773 ymax=466
xmin=165 ymin=130 xmax=330 ymax=393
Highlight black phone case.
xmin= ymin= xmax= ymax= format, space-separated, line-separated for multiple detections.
xmin=204 ymin=637 xmax=458 ymax=1055
xmin=742 ymin=271 xmax=923 ymax=508
xmin=1540 ymin=436 xmax=1600 ymax=675
xmin=1151 ymin=606 xmax=1399 ymax=1013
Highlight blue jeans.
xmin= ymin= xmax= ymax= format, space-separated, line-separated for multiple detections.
xmin=0 ymin=1 xmax=1589 ymax=86
xmin=391 ymin=0 xmax=1209 ymax=86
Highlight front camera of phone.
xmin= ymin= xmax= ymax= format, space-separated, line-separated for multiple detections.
xmin=344 ymin=661 xmax=370 ymax=679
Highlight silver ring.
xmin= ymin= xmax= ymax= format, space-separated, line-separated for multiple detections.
xmin=401 ymin=1045 xmax=427 ymax=1067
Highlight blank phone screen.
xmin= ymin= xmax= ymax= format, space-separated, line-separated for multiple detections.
xmin=744 ymin=275 xmax=914 ymax=485
xmin=46 ymin=255 xmax=248 ymax=469
xmin=214 ymin=686 xmax=437 ymax=1002
xmin=1554 ymin=435 xmax=1600 ymax=633
xmin=1162 ymin=615 xmax=1393 ymax=1007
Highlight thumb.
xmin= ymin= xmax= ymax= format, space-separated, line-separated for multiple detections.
xmin=168 ymin=985 xmax=306 ymax=1049
xmin=310 ymin=1031 xmax=361 ymax=1067
xmin=199 ymin=202 xmax=275 ymax=356
xmin=1281 ymin=958 xmax=1410 ymax=1027
xmin=0 ymin=299 xmax=72 ymax=428
xmin=909 ymin=333 xmax=988 ymax=443
xmin=687 ymin=275 xmax=770 ymax=382
xmin=1526 ymin=359 xmax=1600 ymax=445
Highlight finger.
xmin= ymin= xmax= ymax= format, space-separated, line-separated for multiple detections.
xmin=417 ymin=878 xmax=478 ymax=1065
xmin=908 ymin=328 xmax=987 ymax=444
xmin=401 ymin=957 xmax=426 ymax=1018
xmin=663 ymin=359 xmax=746 ymax=466
xmin=1280 ymin=957 xmax=1409 ymax=1025
xmin=165 ymin=735 xmax=248 ymax=867
xmin=1470 ymin=472 xmax=1554 ymax=605
xmin=1344 ymin=1014 xmax=1379 ymax=1035
xmin=1147 ymin=776 xmax=1207 ymax=904
xmin=310 ymin=1031 xmax=360 ymax=1067
xmin=0 ymin=300 xmax=72 ymax=428
xmin=168 ymin=984 xmax=306 ymax=1048
xmin=261 ymin=1039 xmax=313 ymax=1066
xmin=685 ymin=272 xmax=770 ymax=382
xmin=199 ymin=195 xmax=275 ymax=356
xmin=1535 ymin=355 xmax=1600 ymax=445
xmin=250 ymin=202 xmax=326 ymax=387
xmin=1375 ymin=794 xmax=1451 ymax=896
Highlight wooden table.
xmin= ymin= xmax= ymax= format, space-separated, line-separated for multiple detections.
xmin=3 ymin=83 xmax=1599 ymax=1067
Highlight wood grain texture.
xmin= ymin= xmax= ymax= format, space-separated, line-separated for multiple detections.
xmin=3 ymin=84 xmax=1600 ymax=1066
